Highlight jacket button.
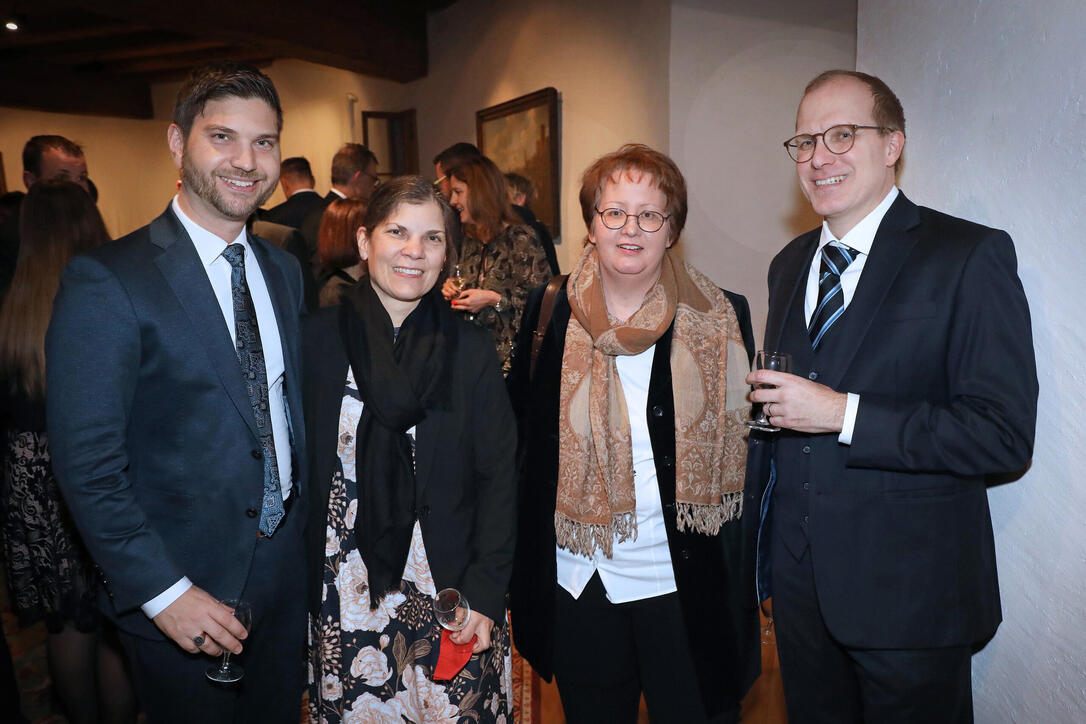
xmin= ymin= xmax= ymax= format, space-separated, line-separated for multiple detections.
xmin=802 ymin=482 xmax=809 ymax=491
xmin=246 ymin=508 xmax=258 ymax=518
xmin=652 ymin=405 xmax=664 ymax=418
xmin=681 ymin=549 xmax=691 ymax=560
xmin=808 ymin=371 xmax=819 ymax=380
xmin=802 ymin=515 xmax=809 ymax=525
xmin=663 ymin=502 xmax=675 ymax=512
xmin=251 ymin=449 xmax=262 ymax=459
xmin=802 ymin=445 xmax=811 ymax=454
xmin=661 ymin=455 xmax=674 ymax=468
xmin=420 ymin=505 xmax=431 ymax=518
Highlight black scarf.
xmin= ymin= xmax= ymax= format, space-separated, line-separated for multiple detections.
xmin=338 ymin=281 xmax=457 ymax=608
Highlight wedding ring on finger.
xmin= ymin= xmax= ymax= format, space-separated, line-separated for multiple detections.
xmin=766 ymin=402 xmax=774 ymax=417
xmin=193 ymin=634 xmax=206 ymax=647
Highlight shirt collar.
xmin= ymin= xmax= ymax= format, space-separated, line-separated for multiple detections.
xmin=290 ymin=188 xmax=318 ymax=197
xmin=818 ymin=185 xmax=899 ymax=256
xmin=171 ymin=196 xmax=249 ymax=269
xmin=330 ymin=187 xmax=348 ymax=200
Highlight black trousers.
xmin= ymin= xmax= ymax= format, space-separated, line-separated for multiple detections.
xmin=770 ymin=533 xmax=973 ymax=724
xmin=552 ymin=572 xmax=739 ymax=724
xmin=120 ymin=506 xmax=306 ymax=724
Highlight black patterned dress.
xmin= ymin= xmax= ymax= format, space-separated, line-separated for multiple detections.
xmin=457 ymin=224 xmax=552 ymax=375
xmin=307 ymin=369 xmax=512 ymax=724
xmin=0 ymin=388 xmax=99 ymax=632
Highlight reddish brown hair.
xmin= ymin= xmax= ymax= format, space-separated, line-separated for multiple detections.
xmin=446 ymin=156 xmax=519 ymax=243
xmin=578 ymin=144 xmax=687 ymax=244
xmin=0 ymin=180 xmax=109 ymax=397
xmin=318 ymin=198 xmax=366 ymax=270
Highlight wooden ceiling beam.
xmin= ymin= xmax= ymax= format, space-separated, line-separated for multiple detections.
xmin=0 ymin=64 xmax=153 ymax=118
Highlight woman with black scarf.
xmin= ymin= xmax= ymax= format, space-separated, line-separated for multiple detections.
xmin=302 ymin=176 xmax=516 ymax=723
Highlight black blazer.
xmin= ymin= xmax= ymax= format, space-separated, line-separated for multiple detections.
xmin=46 ymin=205 xmax=308 ymax=639
xmin=507 ymin=280 xmax=760 ymax=718
xmin=302 ymin=305 xmax=517 ymax=623
xmin=263 ymin=189 xmax=325 ymax=229
xmin=752 ymin=191 xmax=1038 ymax=648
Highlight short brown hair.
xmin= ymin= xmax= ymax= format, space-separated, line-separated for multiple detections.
xmin=446 ymin=156 xmax=520 ymax=243
xmin=579 ymin=143 xmax=687 ymax=244
xmin=361 ymin=176 xmax=459 ymax=278
xmin=331 ymin=144 xmax=378 ymax=187
xmin=172 ymin=62 xmax=282 ymax=140
xmin=804 ymin=70 xmax=906 ymax=172
xmin=318 ymin=198 xmax=366 ymax=270
xmin=22 ymin=135 xmax=84 ymax=177
xmin=504 ymin=172 xmax=534 ymax=204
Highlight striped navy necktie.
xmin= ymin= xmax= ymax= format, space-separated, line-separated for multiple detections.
xmin=808 ymin=241 xmax=857 ymax=349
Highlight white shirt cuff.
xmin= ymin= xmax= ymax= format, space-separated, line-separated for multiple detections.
xmin=838 ymin=393 xmax=860 ymax=445
xmin=141 ymin=577 xmax=193 ymax=619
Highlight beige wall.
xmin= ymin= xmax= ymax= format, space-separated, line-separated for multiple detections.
xmin=669 ymin=0 xmax=856 ymax=342
xmin=409 ymin=0 xmax=672 ymax=270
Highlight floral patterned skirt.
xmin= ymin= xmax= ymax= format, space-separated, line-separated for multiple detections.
xmin=307 ymin=373 xmax=511 ymax=723
xmin=1 ymin=429 xmax=99 ymax=632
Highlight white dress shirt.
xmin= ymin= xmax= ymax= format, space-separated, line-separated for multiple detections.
xmin=142 ymin=198 xmax=293 ymax=618
xmin=556 ymin=344 xmax=678 ymax=604
xmin=803 ymin=186 xmax=899 ymax=445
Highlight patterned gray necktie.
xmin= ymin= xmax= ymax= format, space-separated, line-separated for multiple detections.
xmin=222 ymin=243 xmax=284 ymax=536
xmin=808 ymin=241 xmax=857 ymax=349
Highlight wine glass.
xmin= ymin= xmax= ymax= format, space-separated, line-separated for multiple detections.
xmin=433 ymin=588 xmax=471 ymax=632
xmin=205 ymin=599 xmax=252 ymax=684
xmin=745 ymin=350 xmax=793 ymax=432
xmin=450 ymin=264 xmax=466 ymax=294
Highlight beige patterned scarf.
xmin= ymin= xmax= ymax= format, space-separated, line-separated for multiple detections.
xmin=556 ymin=246 xmax=750 ymax=558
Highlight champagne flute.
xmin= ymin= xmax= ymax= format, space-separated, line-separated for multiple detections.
xmin=450 ymin=264 xmax=466 ymax=294
xmin=746 ymin=350 xmax=793 ymax=432
xmin=205 ymin=599 xmax=252 ymax=684
xmin=433 ymin=588 xmax=471 ymax=632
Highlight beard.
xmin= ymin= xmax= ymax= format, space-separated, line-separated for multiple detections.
xmin=180 ymin=151 xmax=275 ymax=221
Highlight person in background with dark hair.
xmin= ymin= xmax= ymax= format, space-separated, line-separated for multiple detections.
xmin=0 ymin=135 xmax=91 ymax=299
xmin=303 ymin=176 xmax=515 ymax=723
xmin=262 ymin=156 xmax=322 ymax=229
xmin=0 ymin=180 xmax=136 ymax=724
xmin=505 ymin=171 xmax=559 ymax=275
xmin=316 ymin=198 xmax=366 ymax=307
xmin=747 ymin=69 xmax=1037 ymax=723
xmin=439 ymin=156 xmax=550 ymax=375
xmin=46 ymin=61 xmax=308 ymax=723
xmin=508 ymin=144 xmax=759 ymax=724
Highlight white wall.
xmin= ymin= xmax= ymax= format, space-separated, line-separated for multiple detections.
xmin=669 ymin=0 xmax=855 ymax=342
xmin=410 ymin=0 xmax=672 ymax=270
xmin=858 ymin=1 xmax=1086 ymax=721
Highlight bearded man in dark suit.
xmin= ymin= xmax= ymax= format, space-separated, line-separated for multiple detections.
xmin=747 ymin=70 xmax=1037 ymax=723
xmin=47 ymin=62 xmax=307 ymax=723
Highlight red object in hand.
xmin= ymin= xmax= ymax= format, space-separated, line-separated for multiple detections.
xmin=433 ymin=629 xmax=476 ymax=680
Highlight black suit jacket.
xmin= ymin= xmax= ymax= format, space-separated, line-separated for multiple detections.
xmin=46 ymin=205 xmax=308 ymax=640
xmin=263 ymin=188 xmax=324 ymax=229
xmin=302 ymin=305 xmax=517 ymax=624
xmin=753 ymin=191 xmax=1038 ymax=648
xmin=507 ymin=281 xmax=760 ymax=717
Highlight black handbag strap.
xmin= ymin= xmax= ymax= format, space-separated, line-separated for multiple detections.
xmin=530 ymin=274 xmax=567 ymax=380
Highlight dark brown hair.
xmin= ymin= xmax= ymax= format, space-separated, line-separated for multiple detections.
xmin=172 ymin=62 xmax=282 ymax=140
xmin=360 ymin=176 xmax=459 ymax=277
xmin=318 ymin=198 xmax=366 ymax=270
xmin=446 ymin=156 xmax=519 ymax=243
xmin=0 ymin=180 xmax=110 ymax=397
xmin=22 ymin=135 xmax=84 ymax=176
xmin=578 ymin=143 xmax=687 ymax=244
xmin=331 ymin=144 xmax=378 ymax=186
xmin=804 ymin=69 xmax=906 ymax=172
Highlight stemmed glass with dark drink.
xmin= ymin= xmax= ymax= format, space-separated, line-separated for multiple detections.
xmin=746 ymin=350 xmax=793 ymax=433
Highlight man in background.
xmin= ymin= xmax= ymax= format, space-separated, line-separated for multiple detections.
xmin=748 ymin=69 xmax=1037 ymax=723
xmin=261 ymin=155 xmax=322 ymax=228
xmin=505 ymin=171 xmax=558 ymax=275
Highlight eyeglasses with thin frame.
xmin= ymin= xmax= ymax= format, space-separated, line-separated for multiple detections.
xmin=783 ymin=124 xmax=893 ymax=163
xmin=595 ymin=207 xmax=670 ymax=233
xmin=360 ymin=169 xmax=381 ymax=186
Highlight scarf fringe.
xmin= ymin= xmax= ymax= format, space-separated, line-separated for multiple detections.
xmin=554 ymin=510 xmax=636 ymax=559
xmin=675 ymin=491 xmax=744 ymax=535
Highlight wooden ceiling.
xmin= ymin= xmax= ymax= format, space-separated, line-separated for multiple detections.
xmin=0 ymin=0 xmax=455 ymax=118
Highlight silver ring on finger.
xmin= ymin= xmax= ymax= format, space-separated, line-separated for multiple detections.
xmin=766 ymin=402 xmax=774 ymax=417
xmin=193 ymin=634 xmax=206 ymax=647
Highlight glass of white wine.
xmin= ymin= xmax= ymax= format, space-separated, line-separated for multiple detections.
xmin=433 ymin=588 xmax=470 ymax=632
xmin=745 ymin=350 xmax=793 ymax=432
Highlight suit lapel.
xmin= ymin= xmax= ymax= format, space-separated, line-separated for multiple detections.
xmin=766 ymin=230 xmax=819 ymax=351
xmin=151 ymin=207 xmax=259 ymax=441
xmin=819 ymin=193 xmax=922 ymax=390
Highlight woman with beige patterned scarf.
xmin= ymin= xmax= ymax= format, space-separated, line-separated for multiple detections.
xmin=508 ymin=144 xmax=760 ymax=724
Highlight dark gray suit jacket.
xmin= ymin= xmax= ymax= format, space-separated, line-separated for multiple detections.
xmin=46 ymin=205 xmax=308 ymax=640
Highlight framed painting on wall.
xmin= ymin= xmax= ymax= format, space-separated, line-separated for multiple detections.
xmin=476 ymin=87 xmax=560 ymax=240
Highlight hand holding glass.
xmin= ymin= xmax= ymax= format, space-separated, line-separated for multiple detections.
xmin=205 ymin=599 xmax=251 ymax=684
xmin=746 ymin=351 xmax=793 ymax=433
xmin=433 ymin=588 xmax=471 ymax=632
